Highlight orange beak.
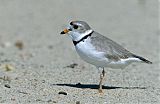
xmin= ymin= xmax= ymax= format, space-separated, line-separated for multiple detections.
xmin=60 ymin=28 xmax=69 ymax=34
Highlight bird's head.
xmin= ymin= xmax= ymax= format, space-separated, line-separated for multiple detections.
xmin=60 ymin=21 xmax=93 ymax=41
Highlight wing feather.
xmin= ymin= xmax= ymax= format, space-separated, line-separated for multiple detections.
xmin=90 ymin=32 xmax=133 ymax=61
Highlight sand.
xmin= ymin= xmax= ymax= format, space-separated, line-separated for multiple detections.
xmin=0 ymin=0 xmax=159 ymax=103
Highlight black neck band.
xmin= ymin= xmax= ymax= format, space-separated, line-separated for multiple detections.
xmin=72 ymin=31 xmax=94 ymax=46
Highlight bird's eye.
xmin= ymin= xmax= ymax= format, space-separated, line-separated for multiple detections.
xmin=73 ymin=25 xmax=78 ymax=29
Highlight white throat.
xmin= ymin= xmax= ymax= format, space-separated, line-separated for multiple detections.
xmin=69 ymin=29 xmax=93 ymax=41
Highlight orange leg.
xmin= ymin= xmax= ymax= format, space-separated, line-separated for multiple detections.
xmin=98 ymin=68 xmax=105 ymax=93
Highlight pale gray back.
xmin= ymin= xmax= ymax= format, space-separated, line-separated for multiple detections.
xmin=90 ymin=31 xmax=134 ymax=61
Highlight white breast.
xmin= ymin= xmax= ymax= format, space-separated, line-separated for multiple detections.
xmin=75 ymin=38 xmax=110 ymax=67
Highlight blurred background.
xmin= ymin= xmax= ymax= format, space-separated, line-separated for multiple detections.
xmin=0 ymin=0 xmax=159 ymax=103
xmin=0 ymin=0 xmax=158 ymax=65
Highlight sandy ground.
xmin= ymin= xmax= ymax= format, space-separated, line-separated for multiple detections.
xmin=0 ymin=0 xmax=159 ymax=104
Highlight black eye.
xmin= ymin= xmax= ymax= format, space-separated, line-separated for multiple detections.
xmin=73 ymin=25 xmax=78 ymax=29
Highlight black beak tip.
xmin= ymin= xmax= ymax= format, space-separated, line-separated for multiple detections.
xmin=60 ymin=31 xmax=65 ymax=34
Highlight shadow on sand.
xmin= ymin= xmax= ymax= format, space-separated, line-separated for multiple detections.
xmin=53 ymin=83 xmax=146 ymax=90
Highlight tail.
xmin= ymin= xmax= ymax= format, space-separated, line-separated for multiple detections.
xmin=132 ymin=54 xmax=152 ymax=64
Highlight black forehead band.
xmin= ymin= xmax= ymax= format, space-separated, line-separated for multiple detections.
xmin=70 ymin=22 xmax=73 ymax=25
xmin=70 ymin=22 xmax=81 ymax=26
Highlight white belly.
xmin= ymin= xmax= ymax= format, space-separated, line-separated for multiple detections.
xmin=75 ymin=39 xmax=109 ymax=67
xmin=74 ymin=39 xmax=139 ymax=69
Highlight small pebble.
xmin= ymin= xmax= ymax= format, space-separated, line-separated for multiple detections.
xmin=41 ymin=80 xmax=45 ymax=83
xmin=15 ymin=40 xmax=24 ymax=50
xmin=5 ymin=64 xmax=14 ymax=71
xmin=58 ymin=91 xmax=67 ymax=95
xmin=65 ymin=63 xmax=78 ymax=68
xmin=36 ymin=99 xmax=42 ymax=102
xmin=47 ymin=100 xmax=57 ymax=103
xmin=76 ymin=101 xmax=80 ymax=104
xmin=18 ymin=90 xmax=28 ymax=94
xmin=4 ymin=84 xmax=11 ymax=88
xmin=11 ymin=98 xmax=16 ymax=101
xmin=47 ymin=99 xmax=52 ymax=102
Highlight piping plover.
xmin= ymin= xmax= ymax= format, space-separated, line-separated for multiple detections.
xmin=60 ymin=21 xmax=152 ymax=93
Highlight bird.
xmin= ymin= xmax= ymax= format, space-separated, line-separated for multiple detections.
xmin=60 ymin=20 xmax=152 ymax=93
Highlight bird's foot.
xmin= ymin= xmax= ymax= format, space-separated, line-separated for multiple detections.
xmin=98 ymin=88 xmax=103 ymax=94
